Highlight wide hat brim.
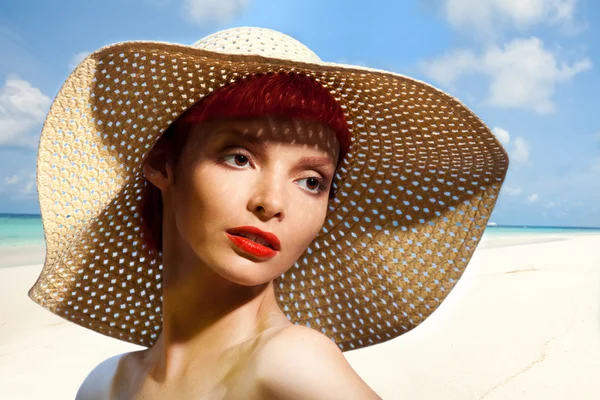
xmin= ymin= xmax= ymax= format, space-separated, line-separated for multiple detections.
xmin=30 ymin=34 xmax=509 ymax=351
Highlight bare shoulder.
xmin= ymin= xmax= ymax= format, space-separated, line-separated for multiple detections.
xmin=75 ymin=352 xmax=131 ymax=400
xmin=251 ymin=325 xmax=381 ymax=400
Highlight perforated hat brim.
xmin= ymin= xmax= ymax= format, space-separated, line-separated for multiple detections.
xmin=30 ymin=34 xmax=509 ymax=351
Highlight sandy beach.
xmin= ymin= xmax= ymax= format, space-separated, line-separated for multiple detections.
xmin=1 ymin=233 xmax=599 ymax=399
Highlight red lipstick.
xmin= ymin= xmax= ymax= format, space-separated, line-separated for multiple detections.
xmin=226 ymin=226 xmax=281 ymax=259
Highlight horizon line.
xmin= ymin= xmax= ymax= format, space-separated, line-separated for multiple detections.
xmin=1 ymin=213 xmax=599 ymax=230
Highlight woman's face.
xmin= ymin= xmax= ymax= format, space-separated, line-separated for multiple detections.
xmin=154 ymin=117 xmax=340 ymax=286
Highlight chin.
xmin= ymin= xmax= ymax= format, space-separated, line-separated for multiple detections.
xmin=212 ymin=255 xmax=284 ymax=287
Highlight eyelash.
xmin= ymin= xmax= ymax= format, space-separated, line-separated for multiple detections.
xmin=220 ymin=151 xmax=329 ymax=195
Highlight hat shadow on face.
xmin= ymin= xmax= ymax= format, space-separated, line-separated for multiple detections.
xmin=32 ymin=42 xmax=508 ymax=349
xmin=182 ymin=116 xmax=342 ymax=166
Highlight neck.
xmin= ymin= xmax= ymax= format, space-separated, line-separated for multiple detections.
xmin=144 ymin=220 xmax=289 ymax=382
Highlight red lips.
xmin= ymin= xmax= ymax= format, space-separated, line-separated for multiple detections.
xmin=226 ymin=226 xmax=281 ymax=259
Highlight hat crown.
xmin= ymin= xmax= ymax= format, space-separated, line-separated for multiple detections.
xmin=191 ymin=27 xmax=322 ymax=64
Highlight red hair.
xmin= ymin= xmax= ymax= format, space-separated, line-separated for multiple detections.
xmin=140 ymin=72 xmax=351 ymax=253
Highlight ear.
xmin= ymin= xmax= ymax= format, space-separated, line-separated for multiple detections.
xmin=143 ymin=141 xmax=175 ymax=191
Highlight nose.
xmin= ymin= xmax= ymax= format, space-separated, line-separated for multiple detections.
xmin=248 ymin=172 xmax=286 ymax=221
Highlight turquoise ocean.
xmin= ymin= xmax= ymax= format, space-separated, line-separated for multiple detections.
xmin=1 ymin=213 xmax=600 ymax=249
xmin=0 ymin=214 xmax=46 ymax=247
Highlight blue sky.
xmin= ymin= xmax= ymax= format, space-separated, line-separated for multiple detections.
xmin=0 ymin=0 xmax=598 ymax=227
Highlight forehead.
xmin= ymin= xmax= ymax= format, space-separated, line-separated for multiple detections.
xmin=200 ymin=117 xmax=340 ymax=157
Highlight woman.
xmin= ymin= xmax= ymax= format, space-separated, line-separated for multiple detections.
xmin=30 ymin=27 xmax=509 ymax=399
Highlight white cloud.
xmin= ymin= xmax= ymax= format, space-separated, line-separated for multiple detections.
xmin=69 ymin=51 xmax=90 ymax=70
xmin=421 ymin=49 xmax=477 ymax=88
xmin=544 ymin=201 xmax=557 ymax=208
xmin=23 ymin=179 xmax=36 ymax=194
xmin=484 ymin=38 xmax=591 ymax=113
xmin=183 ymin=0 xmax=248 ymax=24
xmin=421 ymin=37 xmax=592 ymax=114
xmin=492 ymin=126 xmax=511 ymax=145
xmin=527 ymin=193 xmax=539 ymax=203
xmin=5 ymin=175 xmax=19 ymax=184
xmin=0 ymin=77 xmax=51 ymax=149
xmin=441 ymin=0 xmax=579 ymax=36
xmin=491 ymin=127 xmax=530 ymax=164
xmin=1 ymin=169 xmax=36 ymax=199
xmin=512 ymin=137 xmax=531 ymax=163
xmin=503 ymin=186 xmax=523 ymax=196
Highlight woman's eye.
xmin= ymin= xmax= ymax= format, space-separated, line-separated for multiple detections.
xmin=297 ymin=177 xmax=326 ymax=194
xmin=223 ymin=153 xmax=251 ymax=168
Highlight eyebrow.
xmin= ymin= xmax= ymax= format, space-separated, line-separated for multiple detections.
xmin=297 ymin=156 xmax=336 ymax=169
xmin=219 ymin=128 xmax=336 ymax=167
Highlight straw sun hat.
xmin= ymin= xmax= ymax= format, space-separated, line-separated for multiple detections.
xmin=30 ymin=27 xmax=509 ymax=351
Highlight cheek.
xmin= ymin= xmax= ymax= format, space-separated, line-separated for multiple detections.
xmin=171 ymin=166 xmax=219 ymax=240
xmin=176 ymin=166 xmax=250 ymax=236
xmin=284 ymin=197 xmax=329 ymax=256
